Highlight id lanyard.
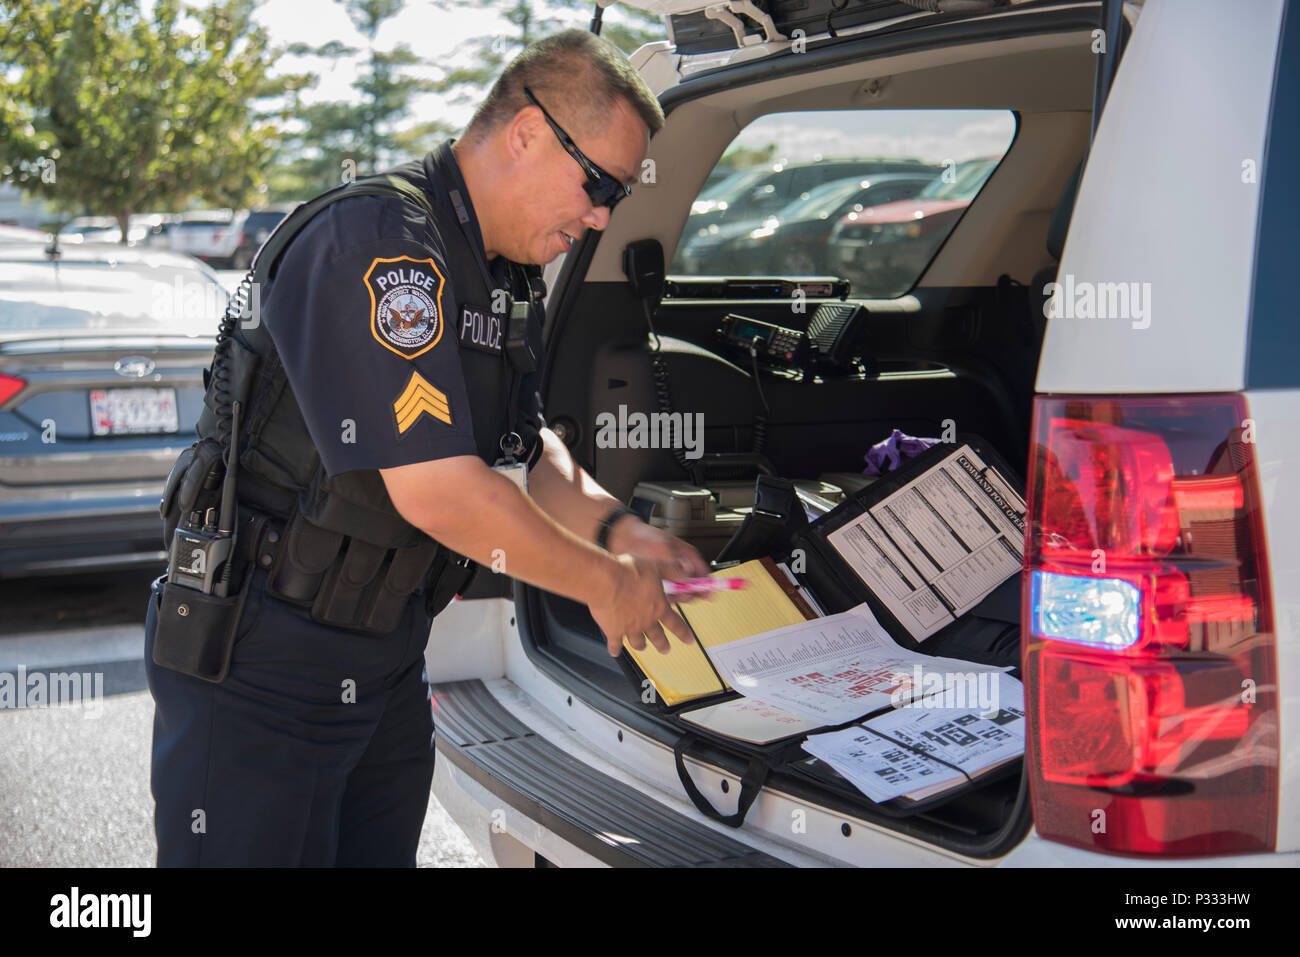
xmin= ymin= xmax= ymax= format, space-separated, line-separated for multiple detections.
xmin=428 ymin=148 xmax=540 ymax=477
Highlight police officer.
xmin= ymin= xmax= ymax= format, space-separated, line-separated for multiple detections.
xmin=145 ymin=29 xmax=709 ymax=867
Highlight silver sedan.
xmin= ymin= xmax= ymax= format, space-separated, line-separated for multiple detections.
xmin=0 ymin=241 xmax=224 ymax=577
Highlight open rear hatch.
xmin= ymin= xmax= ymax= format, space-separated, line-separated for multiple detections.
xmin=502 ymin=0 xmax=1131 ymax=859
xmin=612 ymin=0 xmax=999 ymax=56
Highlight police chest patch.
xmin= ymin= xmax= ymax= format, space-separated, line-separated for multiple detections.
xmin=458 ymin=303 xmax=504 ymax=355
xmin=365 ymin=256 xmax=446 ymax=359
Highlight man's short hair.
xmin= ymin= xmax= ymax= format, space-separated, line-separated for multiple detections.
xmin=464 ymin=29 xmax=665 ymax=146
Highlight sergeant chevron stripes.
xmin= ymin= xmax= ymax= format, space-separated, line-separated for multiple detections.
xmin=394 ymin=370 xmax=452 ymax=433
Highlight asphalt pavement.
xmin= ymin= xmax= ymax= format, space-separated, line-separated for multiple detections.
xmin=0 ymin=568 xmax=484 ymax=868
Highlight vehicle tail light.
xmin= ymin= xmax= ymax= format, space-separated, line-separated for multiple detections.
xmin=0 ymin=373 xmax=26 ymax=406
xmin=1024 ymin=395 xmax=1277 ymax=856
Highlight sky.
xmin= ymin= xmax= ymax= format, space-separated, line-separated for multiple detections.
xmin=250 ymin=0 xmax=654 ymax=131
xmin=245 ymin=1 xmax=1013 ymax=166
xmin=733 ymin=110 xmax=1018 ymax=167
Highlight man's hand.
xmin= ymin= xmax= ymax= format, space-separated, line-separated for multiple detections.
xmin=381 ymin=456 xmax=700 ymax=660
xmin=588 ymin=553 xmax=696 ymax=658
xmin=605 ymin=514 xmax=711 ymax=581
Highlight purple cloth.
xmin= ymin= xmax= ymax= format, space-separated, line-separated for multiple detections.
xmin=863 ymin=429 xmax=939 ymax=476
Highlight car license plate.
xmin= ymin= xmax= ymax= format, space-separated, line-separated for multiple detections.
xmin=90 ymin=388 xmax=179 ymax=436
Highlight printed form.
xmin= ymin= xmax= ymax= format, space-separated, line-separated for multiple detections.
xmin=802 ymin=672 xmax=1026 ymax=803
xmin=706 ymin=605 xmax=1010 ymax=726
xmin=825 ymin=445 xmax=1026 ymax=641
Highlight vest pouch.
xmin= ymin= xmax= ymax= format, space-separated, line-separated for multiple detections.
xmin=240 ymin=353 xmax=321 ymax=492
xmin=159 ymin=443 xmax=197 ymax=546
xmin=196 ymin=333 xmax=260 ymax=443
xmin=299 ymin=467 xmax=423 ymax=547
xmin=152 ymin=576 xmax=249 ymax=683
xmin=266 ymin=509 xmax=345 ymax=605
xmin=163 ymin=439 xmax=227 ymax=544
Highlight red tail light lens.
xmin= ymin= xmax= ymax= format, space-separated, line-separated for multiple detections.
xmin=0 ymin=373 xmax=26 ymax=406
xmin=1024 ymin=395 xmax=1277 ymax=856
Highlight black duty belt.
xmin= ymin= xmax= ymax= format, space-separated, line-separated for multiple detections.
xmin=230 ymin=504 xmax=472 ymax=634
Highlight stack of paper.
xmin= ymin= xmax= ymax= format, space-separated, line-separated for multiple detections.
xmin=704 ymin=604 xmax=1011 ymax=726
xmin=801 ymin=672 xmax=1026 ymax=804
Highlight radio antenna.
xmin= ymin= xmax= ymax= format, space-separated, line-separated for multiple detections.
xmin=218 ymin=400 xmax=241 ymax=536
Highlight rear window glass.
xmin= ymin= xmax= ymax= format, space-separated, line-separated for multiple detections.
xmin=244 ymin=211 xmax=288 ymax=231
xmin=0 ymin=259 xmax=226 ymax=334
xmin=670 ymin=109 xmax=1016 ymax=297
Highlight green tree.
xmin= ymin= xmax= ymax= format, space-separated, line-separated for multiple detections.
xmin=262 ymin=0 xmax=450 ymax=201
xmin=262 ymin=1 xmax=667 ymax=202
xmin=718 ymin=142 xmax=778 ymax=171
xmin=597 ymin=3 xmax=665 ymax=58
xmin=0 ymin=0 xmax=279 ymax=240
xmin=343 ymin=0 xmax=442 ymax=172
xmin=261 ymin=0 xmax=454 ymax=201
xmin=433 ymin=1 xmax=666 ymax=110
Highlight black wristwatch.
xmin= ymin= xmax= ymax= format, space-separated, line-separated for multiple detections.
xmin=595 ymin=505 xmax=639 ymax=551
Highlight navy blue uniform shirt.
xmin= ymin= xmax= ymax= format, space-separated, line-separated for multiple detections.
xmin=260 ymin=145 xmax=543 ymax=477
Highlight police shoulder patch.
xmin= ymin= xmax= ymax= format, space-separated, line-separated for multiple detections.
xmin=365 ymin=255 xmax=446 ymax=359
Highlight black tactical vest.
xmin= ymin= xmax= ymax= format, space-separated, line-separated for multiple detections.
xmin=173 ymin=146 xmax=544 ymax=633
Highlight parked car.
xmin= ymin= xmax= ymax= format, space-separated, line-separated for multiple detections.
xmin=166 ymin=209 xmax=246 ymax=267
xmin=0 ymin=242 xmax=222 ymax=576
xmin=57 ymin=213 xmax=179 ymax=248
xmin=424 ymin=0 xmax=1298 ymax=869
xmin=229 ymin=206 xmax=292 ymax=270
xmin=57 ymin=215 xmax=123 ymax=244
xmin=131 ymin=213 xmax=183 ymax=248
xmin=829 ymin=157 xmax=1000 ymax=297
xmin=0 ymin=225 xmax=51 ymax=244
xmin=699 ymin=166 xmax=738 ymax=197
xmin=677 ymin=173 xmax=935 ymax=276
xmin=679 ymin=156 xmax=940 ymax=235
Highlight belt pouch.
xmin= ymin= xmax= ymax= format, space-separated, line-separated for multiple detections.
xmin=312 ymin=539 xmax=387 ymax=629
xmin=421 ymin=545 xmax=476 ymax=621
xmin=267 ymin=510 xmax=344 ymax=604
xmin=152 ymin=578 xmax=249 ymax=683
xmin=362 ymin=540 xmax=442 ymax=633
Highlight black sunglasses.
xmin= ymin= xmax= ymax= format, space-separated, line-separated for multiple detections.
xmin=523 ymin=87 xmax=632 ymax=211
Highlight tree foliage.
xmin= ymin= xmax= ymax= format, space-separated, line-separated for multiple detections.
xmin=432 ymin=0 xmax=666 ymax=109
xmin=0 ymin=0 xmax=279 ymax=238
xmin=263 ymin=0 xmax=449 ymax=200
xmin=718 ymin=142 xmax=779 ymax=171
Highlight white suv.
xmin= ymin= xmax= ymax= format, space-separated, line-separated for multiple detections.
xmin=426 ymin=0 xmax=1298 ymax=867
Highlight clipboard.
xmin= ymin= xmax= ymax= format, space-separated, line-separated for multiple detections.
xmin=790 ymin=434 xmax=1026 ymax=655
xmin=615 ymin=555 xmax=819 ymax=711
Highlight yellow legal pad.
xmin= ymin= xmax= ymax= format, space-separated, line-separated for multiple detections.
xmin=624 ymin=558 xmax=814 ymax=706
